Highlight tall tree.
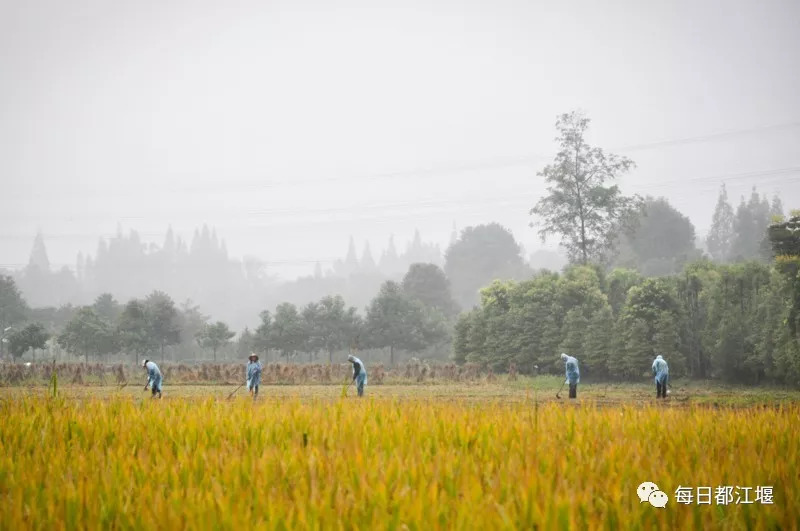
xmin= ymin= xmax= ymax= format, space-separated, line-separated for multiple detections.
xmin=253 ymin=311 xmax=273 ymax=359
xmin=28 ymin=232 xmax=51 ymax=271
xmin=401 ymin=263 xmax=459 ymax=318
xmin=313 ymin=295 xmax=362 ymax=364
xmin=236 ymin=327 xmax=256 ymax=358
xmin=730 ymin=188 xmax=771 ymax=262
xmin=7 ymin=323 xmax=50 ymax=362
xmin=611 ymin=279 xmax=682 ymax=379
xmin=707 ymin=184 xmax=735 ymax=263
xmin=270 ymin=303 xmax=306 ymax=362
xmin=769 ymin=195 xmax=784 ymax=220
xmin=530 ymin=111 xmax=640 ymax=265
xmin=444 ymin=223 xmax=529 ymax=309
xmin=614 ymin=197 xmax=700 ymax=276
xmin=196 ymin=321 xmax=235 ymax=362
xmin=117 ymin=299 xmax=156 ymax=366
xmin=301 ymin=302 xmax=323 ymax=362
xmin=58 ymin=307 xmax=118 ymax=362
xmin=364 ymin=281 xmax=446 ymax=365
xmin=0 ymin=276 xmax=29 ymax=361
xmin=93 ymin=293 xmax=121 ymax=323
xmin=177 ymin=299 xmax=209 ymax=353
xmin=144 ymin=291 xmax=180 ymax=362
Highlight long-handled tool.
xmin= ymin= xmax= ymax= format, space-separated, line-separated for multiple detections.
xmin=555 ymin=380 xmax=566 ymax=399
xmin=227 ymin=383 xmax=245 ymax=400
xmin=341 ymin=376 xmax=353 ymax=398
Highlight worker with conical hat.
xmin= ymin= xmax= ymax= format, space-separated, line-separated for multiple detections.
xmin=246 ymin=353 xmax=262 ymax=398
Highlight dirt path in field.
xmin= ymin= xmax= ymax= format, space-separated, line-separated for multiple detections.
xmin=2 ymin=382 xmax=797 ymax=409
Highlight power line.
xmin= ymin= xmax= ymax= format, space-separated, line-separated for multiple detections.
xmin=1 ymin=165 xmax=797 ymax=231
xmin=611 ymin=121 xmax=800 ymax=152
xmin=6 ymin=121 xmax=799 ymax=200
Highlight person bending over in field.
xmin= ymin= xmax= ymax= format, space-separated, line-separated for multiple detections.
xmin=347 ymin=354 xmax=367 ymax=397
xmin=652 ymin=354 xmax=669 ymax=399
xmin=246 ymin=353 xmax=262 ymax=399
xmin=142 ymin=359 xmax=162 ymax=399
xmin=560 ymin=353 xmax=580 ymax=399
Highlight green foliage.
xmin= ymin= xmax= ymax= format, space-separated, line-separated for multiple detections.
xmin=117 ymin=300 xmax=156 ymax=363
xmin=614 ymin=197 xmax=701 ymax=276
xmin=582 ymin=306 xmax=615 ymax=377
xmin=196 ymin=321 xmax=235 ymax=361
xmin=364 ymin=281 xmax=447 ymax=365
xmin=92 ymin=293 xmax=121 ymax=323
xmin=731 ymin=188 xmax=772 ymax=262
xmin=144 ymin=291 xmax=180 ymax=358
xmin=0 ymin=276 xmax=29 ymax=360
xmin=444 ymin=223 xmax=529 ymax=309
xmin=768 ymin=216 xmax=800 ymax=258
xmin=707 ymin=184 xmax=735 ymax=263
xmin=253 ymin=310 xmax=273 ymax=355
xmin=308 ymin=295 xmax=362 ymax=363
xmin=401 ymin=263 xmax=459 ymax=318
xmin=453 ymin=258 xmax=800 ymax=386
xmin=236 ymin=327 xmax=256 ymax=359
xmin=57 ymin=307 xmax=118 ymax=362
xmin=270 ymin=303 xmax=306 ymax=362
xmin=7 ymin=323 xmax=50 ymax=361
xmin=605 ymin=268 xmax=643 ymax=316
xmin=530 ymin=111 xmax=640 ymax=265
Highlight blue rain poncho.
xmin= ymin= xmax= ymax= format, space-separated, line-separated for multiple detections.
xmin=246 ymin=360 xmax=262 ymax=390
xmin=652 ymin=355 xmax=669 ymax=385
xmin=561 ymin=353 xmax=580 ymax=385
xmin=348 ymin=355 xmax=367 ymax=396
xmin=144 ymin=361 xmax=162 ymax=392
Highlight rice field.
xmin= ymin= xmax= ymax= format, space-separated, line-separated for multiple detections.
xmin=0 ymin=384 xmax=797 ymax=530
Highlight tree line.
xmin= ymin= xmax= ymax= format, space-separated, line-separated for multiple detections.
xmin=1 ymin=110 xmax=797 ymax=386
xmin=0 ymin=262 xmax=459 ymax=366
xmin=453 ymin=251 xmax=800 ymax=384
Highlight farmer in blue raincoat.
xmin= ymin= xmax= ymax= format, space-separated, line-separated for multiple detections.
xmin=246 ymin=353 xmax=262 ymax=398
xmin=347 ymin=355 xmax=367 ymax=397
xmin=142 ymin=359 xmax=162 ymax=399
xmin=560 ymin=352 xmax=580 ymax=399
xmin=652 ymin=355 xmax=669 ymax=399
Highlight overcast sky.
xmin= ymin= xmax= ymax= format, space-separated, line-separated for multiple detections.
xmin=2 ymin=0 xmax=799 ymax=279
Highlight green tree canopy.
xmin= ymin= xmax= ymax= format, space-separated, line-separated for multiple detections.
xmin=0 ymin=276 xmax=29 ymax=360
xmin=364 ymin=281 xmax=447 ymax=365
xmin=530 ymin=111 xmax=640 ymax=265
xmin=58 ymin=307 xmax=118 ymax=362
xmin=92 ymin=293 xmax=121 ymax=323
xmin=144 ymin=291 xmax=181 ymax=362
xmin=7 ymin=322 xmax=50 ymax=361
xmin=614 ymin=197 xmax=701 ymax=276
xmin=196 ymin=321 xmax=235 ymax=362
xmin=270 ymin=303 xmax=306 ymax=362
xmin=118 ymin=299 xmax=155 ymax=365
xmin=401 ymin=263 xmax=459 ymax=318
xmin=311 ymin=295 xmax=362 ymax=364
xmin=444 ymin=223 xmax=529 ymax=309
xmin=707 ymin=184 xmax=735 ymax=263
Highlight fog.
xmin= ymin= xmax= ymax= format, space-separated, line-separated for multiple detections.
xmin=2 ymin=0 xmax=799 ymax=326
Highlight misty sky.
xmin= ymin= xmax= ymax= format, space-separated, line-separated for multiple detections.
xmin=2 ymin=0 xmax=799 ymax=279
